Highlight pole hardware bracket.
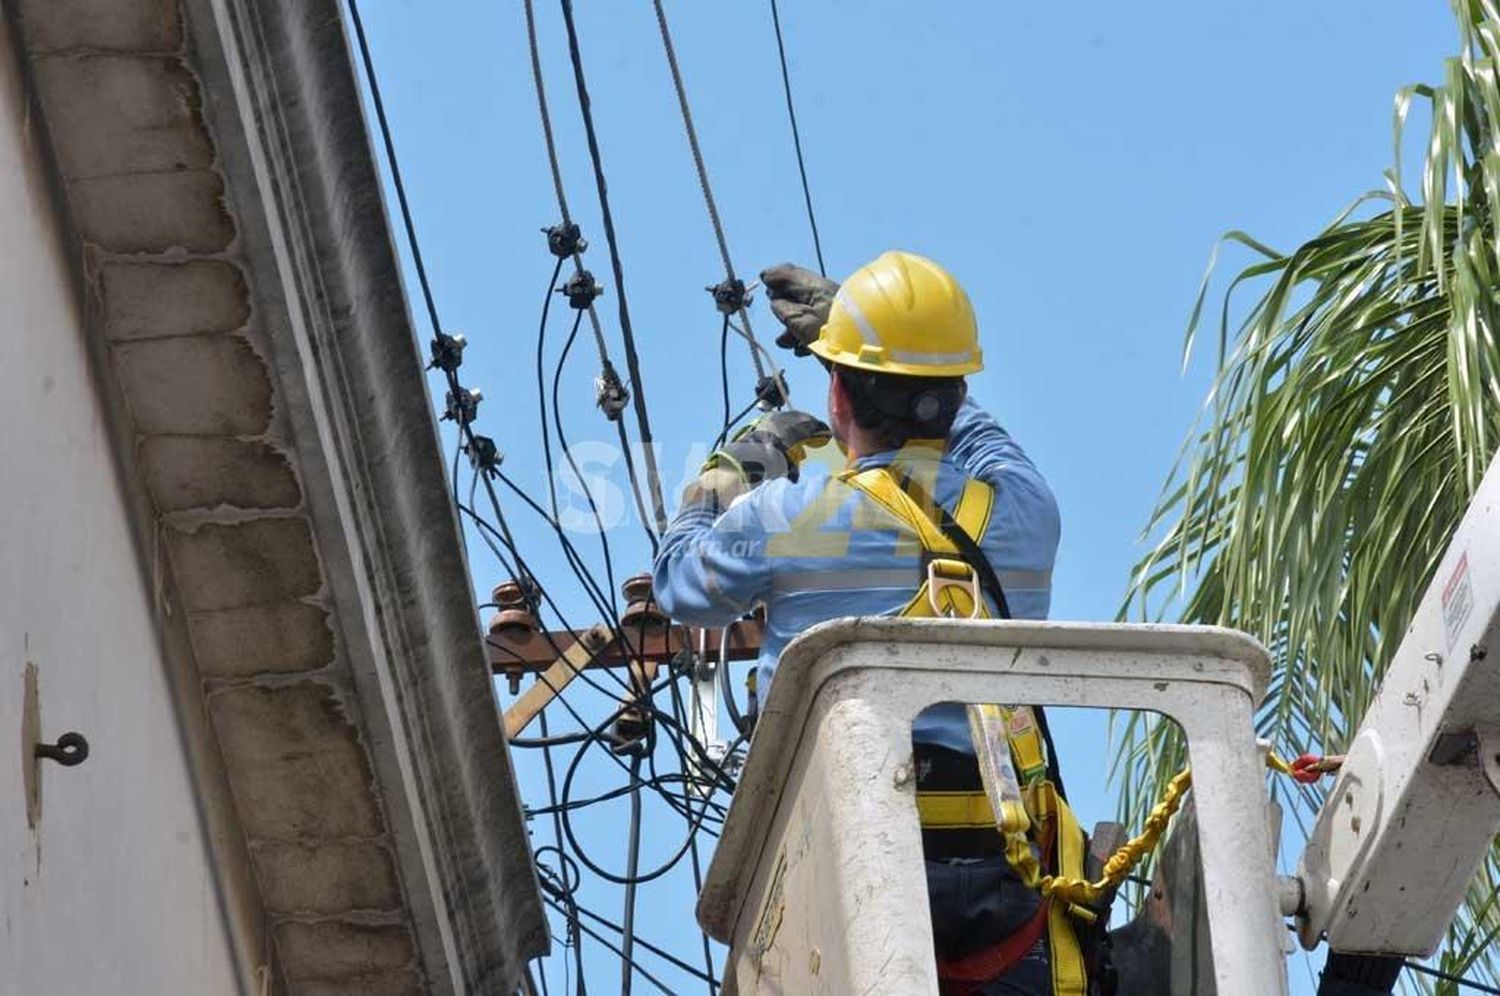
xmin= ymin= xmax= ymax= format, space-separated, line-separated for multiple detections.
xmin=464 ymin=434 xmax=503 ymax=475
xmin=595 ymin=364 xmax=630 ymax=421
xmin=754 ymin=372 xmax=789 ymax=410
xmin=442 ymin=387 xmax=483 ymax=425
xmin=559 ymin=270 xmax=603 ymax=310
xmin=708 ymin=277 xmax=749 ymax=315
xmin=543 ymin=221 xmax=587 ymax=258
xmin=426 ymin=331 xmax=467 ymax=373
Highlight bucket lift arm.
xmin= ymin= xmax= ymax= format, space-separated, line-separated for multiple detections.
xmin=1295 ymin=455 xmax=1500 ymax=956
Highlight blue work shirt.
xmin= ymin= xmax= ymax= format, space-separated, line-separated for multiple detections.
xmin=653 ymin=397 xmax=1060 ymax=753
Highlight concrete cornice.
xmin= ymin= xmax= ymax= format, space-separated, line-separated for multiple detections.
xmin=9 ymin=0 xmax=545 ymax=992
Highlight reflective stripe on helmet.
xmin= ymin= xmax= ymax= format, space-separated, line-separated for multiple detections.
xmin=890 ymin=347 xmax=981 ymax=367
xmin=833 ymin=288 xmax=881 ymax=346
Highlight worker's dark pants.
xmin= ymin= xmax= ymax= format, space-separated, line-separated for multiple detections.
xmin=926 ymin=855 xmax=1052 ymax=995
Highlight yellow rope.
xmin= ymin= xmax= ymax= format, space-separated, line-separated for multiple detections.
xmin=1023 ymin=749 xmax=1309 ymax=908
xmin=1031 ymin=767 xmax=1194 ymax=908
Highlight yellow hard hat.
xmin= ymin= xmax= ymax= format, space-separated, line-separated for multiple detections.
xmin=809 ymin=251 xmax=983 ymax=377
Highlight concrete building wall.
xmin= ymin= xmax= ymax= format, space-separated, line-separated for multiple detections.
xmin=0 ymin=15 xmax=241 ymax=996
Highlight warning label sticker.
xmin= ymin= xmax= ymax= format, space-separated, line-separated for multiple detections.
xmin=1443 ymin=552 xmax=1474 ymax=651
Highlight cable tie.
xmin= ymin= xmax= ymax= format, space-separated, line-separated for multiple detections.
xmin=543 ymin=221 xmax=587 ymax=258
xmin=595 ymin=364 xmax=630 ymax=421
xmin=558 ymin=270 xmax=603 ymax=310
xmin=707 ymin=277 xmax=749 ymax=315
xmin=442 ymin=387 xmax=483 ymax=425
xmin=426 ymin=331 xmax=467 ymax=373
xmin=754 ymin=371 xmax=789 ymax=410
xmin=464 ymin=434 xmax=503 ymax=475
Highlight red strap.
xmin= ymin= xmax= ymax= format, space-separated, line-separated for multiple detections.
xmin=936 ymin=899 xmax=1052 ymax=996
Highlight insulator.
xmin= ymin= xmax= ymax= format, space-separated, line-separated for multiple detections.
xmin=620 ymin=572 xmax=670 ymax=640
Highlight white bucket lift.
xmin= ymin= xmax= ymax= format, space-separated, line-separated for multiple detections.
xmin=697 ymin=618 xmax=1288 ymax=996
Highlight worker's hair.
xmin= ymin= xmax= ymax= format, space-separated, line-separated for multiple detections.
xmin=833 ymin=365 xmax=966 ymax=451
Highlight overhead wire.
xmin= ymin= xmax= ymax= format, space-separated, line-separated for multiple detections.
xmin=557 ymin=0 xmax=671 ymax=535
xmin=525 ymin=0 xmax=661 ymax=554
xmin=1402 ymin=960 xmax=1500 ymax=994
xmin=767 ymin=0 xmax=827 ymax=276
xmin=357 ymin=0 xmax=746 ymax=988
xmin=620 ymin=752 xmax=645 ymax=996
xmin=537 ymin=877 xmax=720 ymax=986
xmin=648 ymin=0 xmax=785 ymax=400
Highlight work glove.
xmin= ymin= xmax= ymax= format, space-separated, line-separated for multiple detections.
xmin=761 ymin=263 xmax=838 ymax=356
xmin=703 ymin=409 xmax=832 ymax=486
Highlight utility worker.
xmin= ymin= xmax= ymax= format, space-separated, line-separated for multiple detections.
xmin=653 ymin=252 xmax=1101 ymax=995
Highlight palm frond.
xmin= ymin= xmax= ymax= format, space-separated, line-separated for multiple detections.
xmin=1118 ymin=0 xmax=1500 ymax=982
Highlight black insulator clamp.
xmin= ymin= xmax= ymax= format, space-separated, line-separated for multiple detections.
xmin=708 ymin=277 xmax=749 ymax=315
xmin=464 ymin=435 xmax=503 ymax=475
xmin=543 ymin=222 xmax=587 ymax=258
xmin=517 ymin=572 xmax=544 ymax=613
xmin=594 ymin=365 xmax=630 ymax=421
xmin=755 ymin=371 xmax=789 ymax=410
xmin=558 ymin=270 xmax=603 ymax=310
xmin=427 ymin=331 xmax=467 ymax=373
xmin=442 ymin=387 xmax=483 ymax=425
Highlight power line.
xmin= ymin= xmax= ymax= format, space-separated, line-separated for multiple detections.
xmin=353 ymin=4 xmax=739 ymax=991
xmin=767 ymin=0 xmax=827 ymax=277
xmin=1404 ymin=959 xmax=1500 ymax=994
xmin=557 ymin=0 xmax=670 ymax=535
xmin=648 ymin=0 xmax=781 ymax=395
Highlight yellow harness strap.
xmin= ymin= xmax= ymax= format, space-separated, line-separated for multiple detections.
xmin=840 ymin=468 xmax=995 ymax=618
xmin=840 ymin=466 xmax=1090 ymax=995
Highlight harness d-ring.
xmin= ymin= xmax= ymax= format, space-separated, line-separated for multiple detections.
xmin=927 ymin=558 xmax=982 ymax=618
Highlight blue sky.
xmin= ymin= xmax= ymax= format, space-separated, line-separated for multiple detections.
xmin=351 ymin=1 xmax=1460 ymax=991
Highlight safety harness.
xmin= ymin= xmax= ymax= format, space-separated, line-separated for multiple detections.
xmin=839 ymin=464 xmax=1097 ymax=996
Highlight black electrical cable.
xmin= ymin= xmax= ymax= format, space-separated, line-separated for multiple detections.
xmin=521 ymin=648 xmax=711 ymax=822
xmin=551 ymin=306 xmax=620 ymax=612
xmin=559 ymin=712 xmax=721 ymax=884
xmin=620 ymin=753 xmax=645 ymax=996
xmin=536 ymin=708 xmax=585 ymax=994
xmin=524 ymin=0 xmax=659 ymax=558
xmin=535 ymin=258 xmax=569 ymax=518
xmin=351 ymin=8 xmax=711 ymax=991
xmin=537 ymin=879 xmax=719 ymax=986
xmin=558 ymin=0 xmax=669 ymax=534
xmin=714 ymin=398 xmax=761 ymax=453
xmin=467 ymin=457 xmax=629 ymax=677
xmin=346 ymin=0 xmax=441 ymax=336
xmin=767 ymin=0 xmax=826 ymax=277
xmin=1403 ymin=960 xmax=1500 ymax=994
xmin=717 ymin=315 xmax=732 ymax=445
xmin=664 ymin=661 xmax=723 ymax=994
xmin=489 ymin=471 xmax=635 ymax=661
xmin=512 ymin=730 xmax=594 ymax=750
xmin=539 ymin=894 xmax=677 ymax=996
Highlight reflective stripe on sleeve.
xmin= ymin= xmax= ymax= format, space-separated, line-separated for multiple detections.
xmin=996 ymin=569 xmax=1051 ymax=590
xmin=771 ymin=566 xmax=1051 ymax=595
xmin=771 ymin=567 xmax=918 ymax=594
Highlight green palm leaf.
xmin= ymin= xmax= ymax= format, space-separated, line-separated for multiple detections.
xmin=1119 ymin=1 xmax=1500 ymax=987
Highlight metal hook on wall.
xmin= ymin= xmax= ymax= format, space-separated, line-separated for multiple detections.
xmin=35 ymin=732 xmax=89 ymax=767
